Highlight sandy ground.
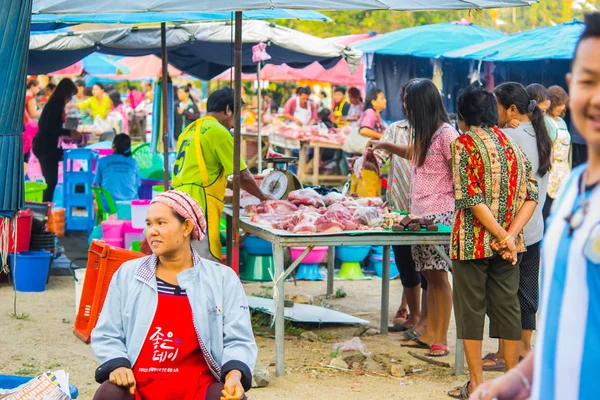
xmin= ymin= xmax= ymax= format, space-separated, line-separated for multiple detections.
xmin=0 ymin=276 xmax=504 ymax=399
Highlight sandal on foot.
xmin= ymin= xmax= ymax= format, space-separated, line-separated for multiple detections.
xmin=400 ymin=338 xmax=430 ymax=349
xmin=401 ymin=329 xmax=421 ymax=342
xmin=482 ymin=353 xmax=505 ymax=372
xmin=426 ymin=344 xmax=450 ymax=357
xmin=447 ymin=381 xmax=471 ymax=399
xmin=393 ymin=307 xmax=409 ymax=324
xmin=388 ymin=323 xmax=411 ymax=332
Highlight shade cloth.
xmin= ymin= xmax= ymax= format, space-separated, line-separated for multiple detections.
xmin=28 ymin=21 xmax=363 ymax=80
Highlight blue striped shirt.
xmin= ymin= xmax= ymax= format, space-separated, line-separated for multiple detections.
xmin=533 ymin=164 xmax=600 ymax=400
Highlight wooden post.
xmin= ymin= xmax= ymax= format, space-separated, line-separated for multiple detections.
xmin=160 ymin=23 xmax=170 ymax=190
xmin=231 ymin=11 xmax=243 ymax=274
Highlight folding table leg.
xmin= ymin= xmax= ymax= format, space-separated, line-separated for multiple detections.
xmin=273 ymin=245 xmax=286 ymax=377
xmin=380 ymin=245 xmax=390 ymax=334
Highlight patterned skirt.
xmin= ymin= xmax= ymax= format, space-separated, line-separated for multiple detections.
xmin=411 ymin=211 xmax=453 ymax=272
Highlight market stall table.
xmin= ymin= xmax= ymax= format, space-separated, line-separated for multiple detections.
xmin=240 ymin=132 xmax=270 ymax=169
xmin=297 ymin=140 xmax=347 ymax=186
xmin=223 ymin=207 xmax=463 ymax=377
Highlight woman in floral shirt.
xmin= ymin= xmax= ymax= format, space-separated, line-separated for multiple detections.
xmin=448 ymin=85 xmax=538 ymax=399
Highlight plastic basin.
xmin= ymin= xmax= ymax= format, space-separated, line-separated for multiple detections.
xmin=244 ymin=235 xmax=273 ymax=256
xmin=101 ymin=219 xmax=126 ymax=240
xmin=289 ymin=246 xmax=328 ymax=264
xmin=9 ymin=251 xmax=53 ymax=292
xmin=335 ymin=246 xmax=371 ymax=262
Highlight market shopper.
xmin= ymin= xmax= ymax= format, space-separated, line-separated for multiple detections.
xmin=32 ymin=78 xmax=81 ymax=203
xmin=172 ymin=88 xmax=270 ymax=262
xmin=333 ymin=87 xmax=350 ymax=120
xmin=175 ymin=86 xmax=200 ymax=140
xmin=107 ymin=90 xmax=129 ymax=134
xmin=478 ymin=82 xmax=552 ymax=371
xmin=544 ymin=85 xmax=571 ymax=220
xmin=283 ymin=86 xmax=318 ymax=126
xmin=447 ymin=85 xmax=538 ymax=399
xmin=347 ymin=87 xmax=364 ymax=121
xmin=94 ymin=134 xmax=140 ymax=202
xmin=358 ymin=88 xmax=387 ymax=140
xmin=362 ymin=119 xmax=428 ymax=335
xmin=75 ymin=83 xmax=112 ymax=121
xmin=471 ymin=12 xmax=600 ymax=400
xmin=91 ymin=190 xmax=256 ymax=400
xmin=370 ymin=79 xmax=457 ymax=357
xmin=24 ymin=79 xmax=41 ymax=124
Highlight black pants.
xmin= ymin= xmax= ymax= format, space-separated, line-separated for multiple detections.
xmin=38 ymin=155 xmax=60 ymax=203
xmin=519 ymin=243 xmax=541 ymax=330
xmin=572 ymin=143 xmax=588 ymax=168
xmin=393 ymin=245 xmax=427 ymax=291
xmin=93 ymin=381 xmax=248 ymax=400
xmin=542 ymin=194 xmax=554 ymax=224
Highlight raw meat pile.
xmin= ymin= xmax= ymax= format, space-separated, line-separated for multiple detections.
xmin=244 ymin=188 xmax=391 ymax=234
xmin=276 ymin=126 xmax=347 ymax=145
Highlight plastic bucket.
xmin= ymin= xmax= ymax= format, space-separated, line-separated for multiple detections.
xmin=24 ymin=181 xmax=47 ymax=203
xmin=335 ymin=246 xmax=372 ymax=262
xmin=116 ymin=201 xmax=132 ymax=220
xmin=74 ymin=268 xmax=86 ymax=315
xmin=131 ymin=200 xmax=151 ymax=229
xmin=0 ymin=209 xmax=33 ymax=252
xmin=244 ymin=235 xmax=273 ymax=256
xmin=101 ymin=219 xmax=126 ymax=240
xmin=9 ymin=251 xmax=53 ymax=292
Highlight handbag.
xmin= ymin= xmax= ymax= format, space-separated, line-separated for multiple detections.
xmin=342 ymin=124 xmax=370 ymax=154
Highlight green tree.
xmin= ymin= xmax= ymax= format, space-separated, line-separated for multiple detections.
xmin=280 ymin=1 xmax=597 ymax=37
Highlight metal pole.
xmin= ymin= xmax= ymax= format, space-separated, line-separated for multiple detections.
xmin=256 ymin=62 xmax=262 ymax=173
xmin=231 ymin=11 xmax=242 ymax=274
xmin=380 ymin=245 xmax=390 ymax=334
xmin=160 ymin=23 xmax=170 ymax=190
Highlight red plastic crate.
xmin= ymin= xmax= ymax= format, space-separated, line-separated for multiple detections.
xmin=74 ymin=240 xmax=145 ymax=343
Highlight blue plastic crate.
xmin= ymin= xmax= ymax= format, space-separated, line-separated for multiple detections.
xmin=0 ymin=374 xmax=79 ymax=398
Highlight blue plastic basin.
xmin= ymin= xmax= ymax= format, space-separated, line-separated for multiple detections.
xmin=0 ymin=374 xmax=78 ymax=398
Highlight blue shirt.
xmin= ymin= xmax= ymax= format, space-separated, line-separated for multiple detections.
xmin=533 ymin=164 xmax=600 ymax=400
xmin=94 ymin=154 xmax=140 ymax=201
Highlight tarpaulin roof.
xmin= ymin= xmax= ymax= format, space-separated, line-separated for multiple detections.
xmin=31 ymin=9 xmax=332 ymax=24
xmin=443 ymin=20 xmax=585 ymax=61
xmin=357 ymin=20 xmax=505 ymax=58
xmin=28 ymin=20 xmax=363 ymax=80
xmin=213 ymin=34 xmax=373 ymax=87
xmin=31 ymin=0 xmax=536 ymax=13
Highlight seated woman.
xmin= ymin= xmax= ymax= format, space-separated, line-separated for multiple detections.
xmin=94 ymin=134 xmax=140 ymax=202
xmin=91 ymin=190 xmax=257 ymax=400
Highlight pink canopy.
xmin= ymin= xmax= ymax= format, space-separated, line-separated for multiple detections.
xmin=48 ymin=61 xmax=83 ymax=76
xmin=103 ymin=55 xmax=182 ymax=80
xmin=212 ymin=33 xmax=374 ymax=88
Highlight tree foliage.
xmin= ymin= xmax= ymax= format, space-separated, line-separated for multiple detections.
xmin=280 ymin=1 xmax=598 ymax=37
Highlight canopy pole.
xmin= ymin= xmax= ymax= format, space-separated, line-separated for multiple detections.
xmin=231 ymin=11 xmax=242 ymax=274
xmin=161 ymin=23 xmax=170 ymax=190
xmin=257 ymin=61 xmax=262 ymax=173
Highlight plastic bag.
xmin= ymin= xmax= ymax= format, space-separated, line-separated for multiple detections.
xmin=333 ymin=337 xmax=372 ymax=357
xmin=353 ymin=206 xmax=383 ymax=227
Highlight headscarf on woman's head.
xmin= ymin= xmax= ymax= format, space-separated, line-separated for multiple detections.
xmin=150 ymin=190 xmax=206 ymax=241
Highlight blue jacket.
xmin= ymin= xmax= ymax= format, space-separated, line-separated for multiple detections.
xmin=91 ymin=250 xmax=257 ymax=390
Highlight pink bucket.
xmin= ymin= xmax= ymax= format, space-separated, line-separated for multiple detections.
xmin=101 ymin=219 xmax=126 ymax=240
xmin=289 ymin=246 xmax=329 ymax=264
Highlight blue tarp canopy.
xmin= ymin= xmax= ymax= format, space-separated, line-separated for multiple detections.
xmin=28 ymin=21 xmax=363 ymax=80
xmin=443 ymin=20 xmax=585 ymax=61
xmin=31 ymin=0 xmax=536 ymax=14
xmin=31 ymin=9 xmax=332 ymax=24
xmin=357 ymin=21 xmax=505 ymax=58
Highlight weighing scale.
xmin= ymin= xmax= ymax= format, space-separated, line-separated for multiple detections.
xmin=260 ymin=157 xmax=303 ymax=200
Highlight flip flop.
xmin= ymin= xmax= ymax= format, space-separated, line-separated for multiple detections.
xmin=401 ymin=329 xmax=421 ymax=342
xmin=447 ymin=381 xmax=470 ymax=399
xmin=425 ymin=344 xmax=449 ymax=357
xmin=482 ymin=353 xmax=505 ymax=372
xmin=400 ymin=338 xmax=430 ymax=349
xmin=388 ymin=323 xmax=411 ymax=332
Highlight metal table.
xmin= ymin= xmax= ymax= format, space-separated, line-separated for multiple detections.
xmin=223 ymin=208 xmax=463 ymax=377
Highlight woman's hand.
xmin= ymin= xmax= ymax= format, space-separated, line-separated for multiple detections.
xmin=507 ymin=119 xmax=521 ymax=129
xmin=109 ymin=367 xmax=136 ymax=395
xmin=491 ymin=234 xmax=518 ymax=265
xmin=367 ymin=140 xmax=385 ymax=151
xmin=294 ymin=118 xmax=304 ymax=126
xmin=221 ymin=370 xmax=245 ymax=400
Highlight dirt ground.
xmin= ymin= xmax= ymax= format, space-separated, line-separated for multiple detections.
xmin=0 ymin=276 xmax=503 ymax=399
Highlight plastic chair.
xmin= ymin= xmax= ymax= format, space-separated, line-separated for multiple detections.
xmin=91 ymin=187 xmax=117 ymax=226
